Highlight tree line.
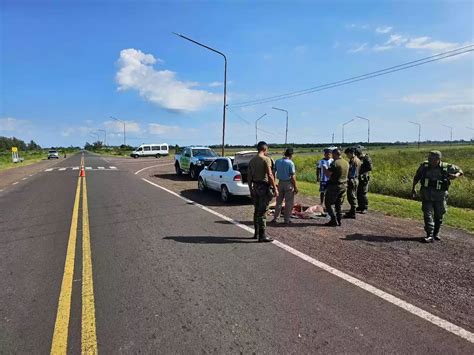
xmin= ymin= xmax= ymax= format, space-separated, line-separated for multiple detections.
xmin=0 ymin=136 xmax=41 ymax=151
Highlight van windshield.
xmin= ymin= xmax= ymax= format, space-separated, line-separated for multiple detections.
xmin=192 ymin=149 xmax=217 ymax=157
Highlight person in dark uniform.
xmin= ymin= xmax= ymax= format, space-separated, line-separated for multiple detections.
xmin=248 ymin=141 xmax=279 ymax=242
xmin=354 ymin=146 xmax=372 ymax=214
xmin=411 ymin=150 xmax=463 ymax=243
xmin=324 ymin=148 xmax=349 ymax=227
xmin=344 ymin=147 xmax=361 ymax=218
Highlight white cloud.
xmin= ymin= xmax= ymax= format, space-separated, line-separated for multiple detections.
xmin=405 ymin=36 xmax=459 ymax=51
xmin=375 ymin=26 xmax=393 ymax=34
xmin=348 ymin=43 xmax=368 ymax=53
xmin=401 ymin=88 xmax=473 ymax=105
xmin=346 ymin=24 xmax=370 ymax=30
xmin=433 ymin=104 xmax=473 ymax=114
xmin=0 ymin=117 xmax=30 ymax=132
xmin=293 ymin=45 xmax=309 ymax=55
xmin=402 ymin=92 xmax=451 ymax=104
xmin=372 ymin=33 xmax=462 ymax=54
xmin=148 ymin=123 xmax=181 ymax=135
xmin=116 ymin=48 xmax=221 ymax=112
xmin=208 ymin=81 xmax=222 ymax=87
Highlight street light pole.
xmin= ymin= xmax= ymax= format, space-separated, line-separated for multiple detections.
xmin=111 ymin=116 xmax=126 ymax=146
xmin=409 ymin=121 xmax=421 ymax=149
xmin=342 ymin=119 xmax=355 ymax=145
xmin=173 ymin=32 xmax=227 ymax=156
xmin=255 ymin=113 xmax=267 ymax=146
xmin=272 ymin=107 xmax=289 ymax=145
xmin=98 ymin=129 xmax=107 ymax=146
xmin=441 ymin=124 xmax=453 ymax=144
xmin=356 ymin=116 xmax=370 ymax=146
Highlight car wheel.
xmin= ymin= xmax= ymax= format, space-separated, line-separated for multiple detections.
xmin=133 ymin=155 xmax=139 ymax=159
xmin=155 ymin=154 xmax=161 ymax=158
xmin=198 ymin=177 xmax=207 ymax=192
xmin=220 ymin=185 xmax=231 ymax=203
xmin=190 ymin=165 xmax=198 ymax=180
xmin=175 ymin=163 xmax=182 ymax=176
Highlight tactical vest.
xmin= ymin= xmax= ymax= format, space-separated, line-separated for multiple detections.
xmin=420 ymin=161 xmax=450 ymax=190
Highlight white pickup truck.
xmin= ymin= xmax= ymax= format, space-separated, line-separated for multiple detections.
xmin=197 ymin=151 xmax=256 ymax=202
xmin=175 ymin=146 xmax=219 ymax=180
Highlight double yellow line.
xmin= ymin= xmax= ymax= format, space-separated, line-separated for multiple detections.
xmin=51 ymin=155 xmax=98 ymax=354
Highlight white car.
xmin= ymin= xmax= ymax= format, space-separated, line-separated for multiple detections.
xmin=198 ymin=151 xmax=256 ymax=202
xmin=48 ymin=149 xmax=59 ymax=159
xmin=130 ymin=143 xmax=169 ymax=158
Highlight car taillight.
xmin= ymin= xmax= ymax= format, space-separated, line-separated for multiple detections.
xmin=233 ymin=174 xmax=241 ymax=181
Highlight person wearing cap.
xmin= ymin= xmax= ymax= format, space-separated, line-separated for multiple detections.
xmin=248 ymin=141 xmax=279 ymax=242
xmin=316 ymin=148 xmax=334 ymax=206
xmin=344 ymin=147 xmax=361 ymax=218
xmin=354 ymin=145 xmax=372 ymax=214
xmin=411 ymin=150 xmax=463 ymax=243
xmin=272 ymin=147 xmax=298 ymax=224
xmin=323 ymin=148 xmax=349 ymax=226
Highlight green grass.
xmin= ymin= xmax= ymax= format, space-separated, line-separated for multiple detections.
xmin=292 ymin=144 xmax=474 ymax=209
xmin=297 ymin=180 xmax=474 ymax=234
xmin=0 ymin=151 xmax=48 ymax=171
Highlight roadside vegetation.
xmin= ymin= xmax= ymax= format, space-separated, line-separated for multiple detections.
xmin=0 ymin=136 xmax=80 ymax=171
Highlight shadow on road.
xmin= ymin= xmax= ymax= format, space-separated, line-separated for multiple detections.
xmin=180 ymin=189 xmax=253 ymax=207
xmin=163 ymin=235 xmax=254 ymax=244
xmin=342 ymin=233 xmax=422 ymax=243
xmin=153 ymin=173 xmax=190 ymax=182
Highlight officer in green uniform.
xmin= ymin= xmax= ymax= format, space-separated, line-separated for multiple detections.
xmin=248 ymin=141 xmax=279 ymax=242
xmin=411 ymin=150 xmax=463 ymax=243
xmin=324 ymin=148 xmax=350 ymax=226
xmin=354 ymin=145 xmax=372 ymax=214
xmin=344 ymin=147 xmax=361 ymax=219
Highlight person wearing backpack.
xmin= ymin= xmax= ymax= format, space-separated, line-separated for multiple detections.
xmin=411 ymin=150 xmax=463 ymax=243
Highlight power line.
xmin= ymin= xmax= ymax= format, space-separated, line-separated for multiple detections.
xmin=229 ymin=45 xmax=474 ymax=108
xmin=227 ymin=107 xmax=251 ymax=124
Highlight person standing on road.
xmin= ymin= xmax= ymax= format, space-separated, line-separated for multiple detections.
xmin=354 ymin=146 xmax=372 ymax=214
xmin=324 ymin=148 xmax=349 ymax=227
xmin=271 ymin=148 xmax=298 ymax=225
xmin=316 ymin=148 xmax=333 ymax=206
xmin=248 ymin=141 xmax=279 ymax=242
xmin=344 ymin=147 xmax=361 ymax=219
xmin=411 ymin=150 xmax=463 ymax=243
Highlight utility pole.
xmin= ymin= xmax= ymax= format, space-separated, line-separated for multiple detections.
xmin=409 ymin=121 xmax=421 ymax=149
xmin=255 ymin=113 xmax=267 ymax=146
xmin=272 ymin=107 xmax=289 ymax=145
xmin=342 ymin=119 xmax=354 ymax=145
xmin=441 ymin=124 xmax=453 ymax=145
xmin=356 ymin=116 xmax=370 ymax=147
xmin=173 ymin=32 xmax=227 ymax=156
xmin=111 ymin=116 xmax=126 ymax=146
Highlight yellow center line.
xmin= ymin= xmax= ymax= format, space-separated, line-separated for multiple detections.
xmin=81 ymin=176 xmax=98 ymax=354
xmin=51 ymin=177 xmax=81 ymax=354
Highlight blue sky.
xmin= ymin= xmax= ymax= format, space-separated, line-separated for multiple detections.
xmin=1 ymin=0 xmax=473 ymax=148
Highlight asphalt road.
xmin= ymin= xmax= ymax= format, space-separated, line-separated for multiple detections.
xmin=0 ymin=151 xmax=472 ymax=354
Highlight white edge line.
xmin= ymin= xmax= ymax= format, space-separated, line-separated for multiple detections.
xmin=12 ymin=182 xmax=19 ymax=185
xmin=141 ymin=177 xmax=474 ymax=344
xmin=134 ymin=163 xmax=174 ymax=175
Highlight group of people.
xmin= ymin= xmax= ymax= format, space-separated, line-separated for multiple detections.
xmin=247 ymin=141 xmax=463 ymax=244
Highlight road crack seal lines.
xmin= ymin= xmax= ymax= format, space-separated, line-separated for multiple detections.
xmin=142 ymin=178 xmax=474 ymax=344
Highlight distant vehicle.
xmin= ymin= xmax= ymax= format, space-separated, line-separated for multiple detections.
xmin=130 ymin=143 xmax=169 ymax=158
xmin=175 ymin=146 xmax=218 ymax=180
xmin=198 ymin=151 xmax=256 ymax=202
xmin=48 ymin=149 xmax=59 ymax=159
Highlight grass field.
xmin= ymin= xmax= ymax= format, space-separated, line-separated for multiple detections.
xmin=0 ymin=151 xmax=48 ymax=171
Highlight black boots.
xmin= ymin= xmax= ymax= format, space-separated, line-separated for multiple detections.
xmin=258 ymin=229 xmax=273 ymax=243
xmin=433 ymin=223 xmax=441 ymax=241
xmin=325 ymin=219 xmax=338 ymax=227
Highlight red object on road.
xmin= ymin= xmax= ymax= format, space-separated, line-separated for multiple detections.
xmin=79 ymin=166 xmax=85 ymax=177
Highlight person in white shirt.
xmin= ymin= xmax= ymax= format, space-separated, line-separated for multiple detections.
xmin=316 ymin=148 xmax=334 ymax=205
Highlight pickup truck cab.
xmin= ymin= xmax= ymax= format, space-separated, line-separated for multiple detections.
xmin=130 ymin=143 xmax=169 ymax=158
xmin=175 ymin=146 xmax=218 ymax=180
xmin=197 ymin=151 xmax=256 ymax=202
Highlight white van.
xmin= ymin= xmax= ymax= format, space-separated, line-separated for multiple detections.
xmin=130 ymin=143 xmax=169 ymax=158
